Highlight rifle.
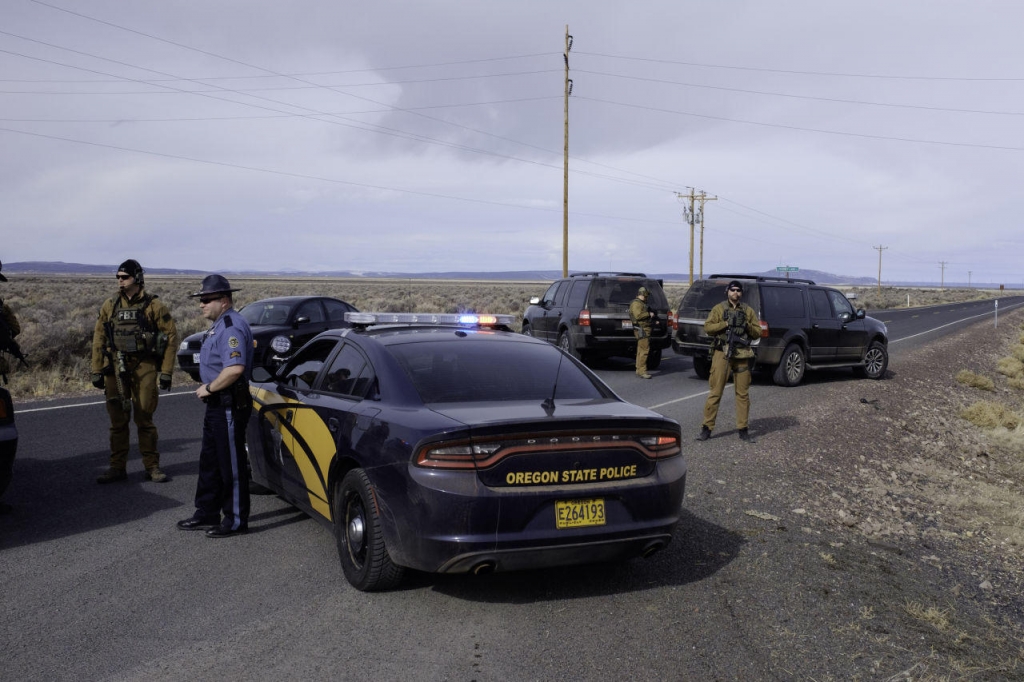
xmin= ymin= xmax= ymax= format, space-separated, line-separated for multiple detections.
xmin=103 ymin=321 xmax=132 ymax=412
xmin=0 ymin=311 xmax=27 ymax=371
xmin=725 ymin=326 xmax=751 ymax=359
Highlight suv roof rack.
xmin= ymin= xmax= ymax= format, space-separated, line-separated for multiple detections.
xmin=568 ymin=272 xmax=647 ymax=278
xmin=708 ymin=273 xmax=817 ymax=285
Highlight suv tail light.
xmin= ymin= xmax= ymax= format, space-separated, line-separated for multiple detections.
xmin=668 ymin=310 xmax=677 ymax=330
xmin=579 ymin=309 xmax=591 ymax=327
xmin=760 ymin=320 xmax=769 ymax=338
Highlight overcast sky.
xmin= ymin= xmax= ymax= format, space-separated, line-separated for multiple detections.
xmin=3 ymin=1 xmax=1023 ymax=284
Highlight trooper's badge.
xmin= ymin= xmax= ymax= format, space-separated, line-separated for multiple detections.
xmin=228 ymin=336 xmax=239 ymax=348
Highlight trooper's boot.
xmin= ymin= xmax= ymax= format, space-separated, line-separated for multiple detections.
xmin=738 ymin=428 xmax=757 ymax=443
xmin=145 ymin=467 xmax=168 ymax=483
xmin=697 ymin=426 xmax=711 ymax=441
xmin=96 ymin=467 xmax=127 ymax=484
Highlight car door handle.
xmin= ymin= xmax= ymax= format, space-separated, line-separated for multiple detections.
xmin=328 ymin=417 xmax=340 ymax=433
xmin=284 ymin=410 xmax=293 ymax=422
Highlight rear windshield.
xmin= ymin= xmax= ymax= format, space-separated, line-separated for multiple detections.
xmin=387 ymin=337 xmax=612 ymax=404
xmin=588 ymin=278 xmax=669 ymax=311
xmin=678 ymin=281 xmax=755 ymax=316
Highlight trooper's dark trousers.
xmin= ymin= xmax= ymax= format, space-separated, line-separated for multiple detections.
xmin=194 ymin=402 xmax=250 ymax=531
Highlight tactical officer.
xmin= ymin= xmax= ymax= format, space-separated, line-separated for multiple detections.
xmin=699 ymin=280 xmax=762 ymax=442
xmin=90 ymin=259 xmax=178 ymax=483
xmin=0 ymin=261 xmax=25 ymax=383
xmin=629 ymin=286 xmax=655 ymax=379
xmin=177 ymin=275 xmax=253 ymax=538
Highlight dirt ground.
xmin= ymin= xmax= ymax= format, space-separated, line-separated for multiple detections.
xmin=742 ymin=309 xmax=1024 ymax=678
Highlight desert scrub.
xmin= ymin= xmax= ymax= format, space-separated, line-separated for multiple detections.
xmin=955 ymin=370 xmax=995 ymax=391
xmin=961 ymin=401 xmax=1020 ymax=430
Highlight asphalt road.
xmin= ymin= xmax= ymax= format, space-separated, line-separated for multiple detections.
xmin=2 ymin=297 xmax=1021 ymax=681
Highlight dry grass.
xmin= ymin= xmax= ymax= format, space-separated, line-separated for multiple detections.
xmin=0 ymin=275 xmax=1015 ymax=401
xmin=955 ymin=370 xmax=995 ymax=391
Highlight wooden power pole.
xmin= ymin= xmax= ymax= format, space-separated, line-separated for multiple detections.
xmin=873 ymin=245 xmax=887 ymax=293
xmin=562 ymin=26 xmax=573 ymax=278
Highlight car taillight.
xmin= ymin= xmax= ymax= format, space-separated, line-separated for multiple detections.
xmin=760 ymin=320 xmax=769 ymax=338
xmin=579 ymin=309 xmax=591 ymax=327
xmin=668 ymin=311 xmax=677 ymax=330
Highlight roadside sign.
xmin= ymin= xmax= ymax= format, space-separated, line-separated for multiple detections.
xmin=776 ymin=266 xmax=799 ymax=272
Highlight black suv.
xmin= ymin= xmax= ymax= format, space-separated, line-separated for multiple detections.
xmin=670 ymin=274 xmax=888 ymax=386
xmin=522 ymin=272 xmax=671 ymax=368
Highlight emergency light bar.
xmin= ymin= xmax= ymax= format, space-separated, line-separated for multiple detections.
xmin=344 ymin=312 xmax=515 ymax=328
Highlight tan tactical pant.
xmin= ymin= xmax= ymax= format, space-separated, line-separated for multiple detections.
xmin=702 ymin=350 xmax=752 ymax=431
xmin=634 ymin=329 xmax=650 ymax=375
xmin=104 ymin=357 xmax=160 ymax=470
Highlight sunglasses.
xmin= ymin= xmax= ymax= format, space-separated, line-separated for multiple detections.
xmin=728 ymin=287 xmax=742 ymax=292
xmin=116 ymin=274 xmax=133 ymax=281
xmin=199 ymin=296 xmax=224 ymax=305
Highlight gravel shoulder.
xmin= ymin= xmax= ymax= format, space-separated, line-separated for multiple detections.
xmin=690 ymin=308 xmax=1024 ymax=679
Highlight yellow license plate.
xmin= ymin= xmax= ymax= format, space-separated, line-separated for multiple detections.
xmin=555 ymin=498 xmax=606 ymax=529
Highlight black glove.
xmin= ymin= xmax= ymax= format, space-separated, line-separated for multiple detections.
xmin=732 ymin=309 xmax=746 ymax=328
xmin=91 ymin=372 xmax=105 ymax=390
xmin=159 ymin=373 xmax=172 ymax=391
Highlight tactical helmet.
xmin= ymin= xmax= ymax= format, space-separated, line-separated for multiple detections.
xmin=637 ymin=286 xmax=649 ymax=297
xmin=117 ymin=259 xmax=144 ymax=286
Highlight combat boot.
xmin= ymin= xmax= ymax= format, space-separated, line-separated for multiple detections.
xmin=96 ymin=467 xmax=127 ymax=484
xmin=145 ymin=467 xmax=168 ymax=483
xmin=738 ymin=428 xmax=757 ymax=444
xmin=697 ymin=426 xmax=711 ymax=441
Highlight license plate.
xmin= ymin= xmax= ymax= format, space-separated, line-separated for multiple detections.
xmin=555 ymin=498 xmax=606 ymax=529
xmin=192 ymin=352 xmax=201 ymax=363
xmin=622 ymin=320 xmax=633 ymax=329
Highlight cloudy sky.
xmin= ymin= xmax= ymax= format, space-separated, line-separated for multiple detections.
xmin=3 ymin=1 xmax=1023 ymax=284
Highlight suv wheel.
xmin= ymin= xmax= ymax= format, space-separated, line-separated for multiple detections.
xmin=773 ymin=343 xmax=806 ymax=387
xmin=692 ymin=355 xmax=711 ymax=380
xmin=646 ymin=347 xmax=662 ymax=370
xmin=854 ymin=341 xmax=888 ymax=380
xmin=521 ymin=323 xmax=533 ymax=338
xmin=557 ymin=331 xmax=581 ymax=361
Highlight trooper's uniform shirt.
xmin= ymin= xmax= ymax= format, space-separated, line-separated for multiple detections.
xmin=196 ymin=308 xmax=254 ymax=532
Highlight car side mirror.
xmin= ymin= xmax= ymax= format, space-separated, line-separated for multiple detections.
xmin=856 ymin=309 xmax=866 ymax=320
xmin=293 ymin=315 xmax=310 ymax=328
xmin=252 ymin=366 xmax=273 ymax=383
xmin=838 ymin=312 xmax=852 ymax=323
xmin=529 ymin=296 xmax=541 ymax=305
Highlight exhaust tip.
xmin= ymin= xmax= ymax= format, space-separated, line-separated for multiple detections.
xmin=471 ymin=560 xmax=496 ymax=575
xmin=641 ymin=540 xmax=666 ymax=558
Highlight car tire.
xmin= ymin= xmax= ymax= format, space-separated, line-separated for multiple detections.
xmin=855 ymin=341 xmax=888 ymax=380
xmin=557 ymin=330 xmax=582 ymax=361
xmin=692 ymin=356 xmax=711 ymax=380
xmin=773 ymin=343 xmax=806 ymax=387
xmin=521 ymin=323 xmax=534 ymax=338
xmin=647 ymin=347 xmax=662 ymax=370
xmin=333 ymin=469 xmax=404 ymax=592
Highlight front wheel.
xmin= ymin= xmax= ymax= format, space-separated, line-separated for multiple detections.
xmin=855 ymin=341 xmax=888 ymax=380
xmin=773 ymin=343 xmax=806 ymax=387
xmin=521 ymin=323 xmax=533 ymax=338
xmin=692 ymin=355 xmax=711 ymax=380
xmin=646 ymin=347 xmax=662 ymax=370
xmin=333 ymin=469 xmax=404 ymax=592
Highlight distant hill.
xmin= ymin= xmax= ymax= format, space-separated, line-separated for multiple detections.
xmin=2 ymin=262 xmax=881 ymax=283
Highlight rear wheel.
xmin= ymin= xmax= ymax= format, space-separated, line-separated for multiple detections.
xmin=773 ymin=343 xmax=806 ymax=387
xmin=693 ymin=355 xmax=711 ymax=380
xmin=557 ymin=331 xmax=582 ymax=361
xmin=855 ymin=341 xmax=888 ymax=380
xmin=646 ymin=347 xmax=662 ymax=370
xmin=333 ymin=469 xmax=404 ymax=592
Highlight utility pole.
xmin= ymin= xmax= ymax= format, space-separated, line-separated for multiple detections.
xmin=561 ymin=26 xmax=573 ymax=278
xmin=939 ymin=261 xmax=947 ymax=290
xmin=873 ymin=245 xmax=887 ymax=293
xmin=676 ymin=189 xmax=699 ymax=285
xmin=968 ymin=271 xmax=972 ymax=288
xmin=697 ymin=191 xmax=717 ymax=280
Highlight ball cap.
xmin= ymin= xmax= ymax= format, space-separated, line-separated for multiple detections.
xmin=727 ymin=280 xmax=744 ymax=292
xmin=190 ymin=274 xmax=240 ymax=298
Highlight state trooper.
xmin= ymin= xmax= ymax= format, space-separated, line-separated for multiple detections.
xmin=90 ymin=259 xmax=179 ymax=483
xmin=177 ymin=275 xmax=254 ymax=538
xmin=698 ymin=280 xmax=762 ymax=443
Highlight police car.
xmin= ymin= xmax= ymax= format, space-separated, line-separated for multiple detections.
xmin=247 ymin=312 xmax=687 ymax=591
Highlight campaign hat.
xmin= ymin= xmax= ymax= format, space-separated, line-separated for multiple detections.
xmin=190 ymin=274 xmax=240 ymax=298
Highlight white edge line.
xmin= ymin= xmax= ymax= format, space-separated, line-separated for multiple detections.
xmin=16 ymin=389 xmax=194 ymax=414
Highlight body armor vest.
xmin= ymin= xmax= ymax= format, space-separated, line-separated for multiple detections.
xmin=110 ymin=295 xmax=160 ymax=356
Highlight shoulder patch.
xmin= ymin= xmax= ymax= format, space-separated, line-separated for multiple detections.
xmin=228 ymin=336 xmax=240 ymax=348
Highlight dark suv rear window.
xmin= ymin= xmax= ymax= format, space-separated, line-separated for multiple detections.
xmin=678 ymin=281 xmax=748 ymax=315
xmin=588 ymin=278 xmax=668 ymax=311
xmin=761 ymin=286 xmax=806 ymax=319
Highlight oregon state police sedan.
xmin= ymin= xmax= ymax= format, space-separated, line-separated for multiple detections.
xmin=247 ymin=312 xmax=687 ymax=591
